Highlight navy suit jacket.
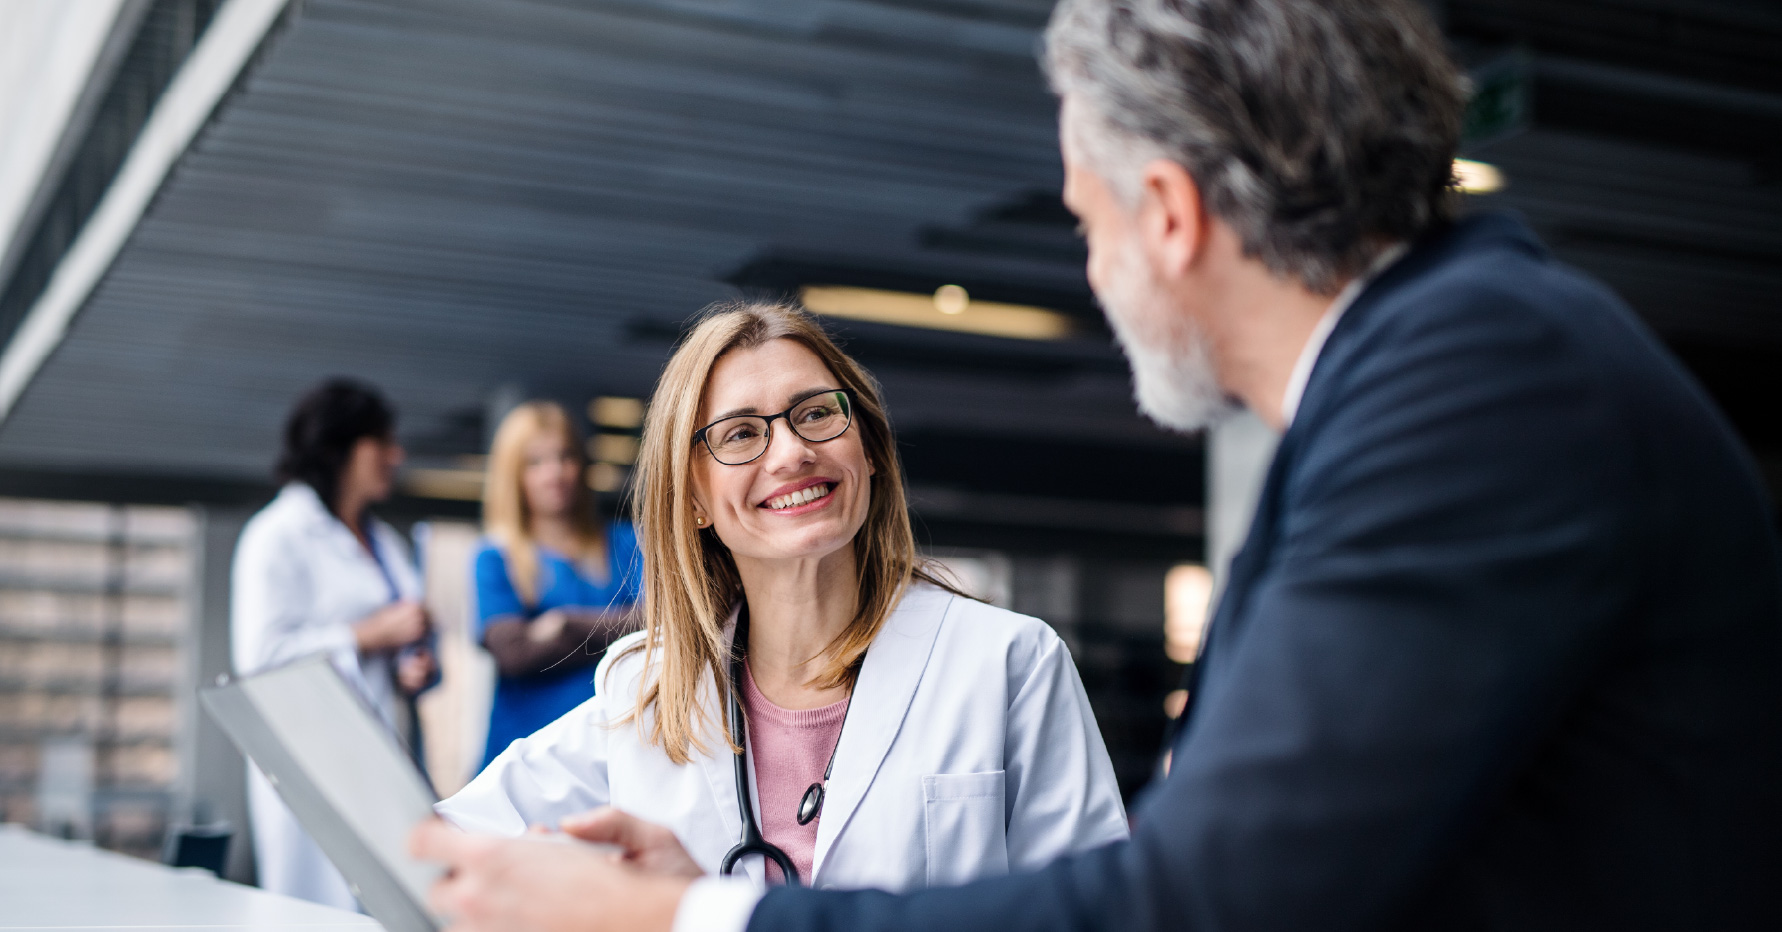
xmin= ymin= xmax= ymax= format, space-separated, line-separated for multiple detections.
xmin=749 ymin=213 xmax=1782 ymax=931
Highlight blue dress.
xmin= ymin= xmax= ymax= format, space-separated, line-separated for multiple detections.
xmin=473 ymin=522 xmax=641 ymax=769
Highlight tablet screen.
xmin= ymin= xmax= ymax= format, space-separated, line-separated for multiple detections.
xmin=203 ymin=656 xmax=442 ymax=932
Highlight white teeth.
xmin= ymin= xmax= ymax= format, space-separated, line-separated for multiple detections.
xmin=766 ymin=483 xmax=832 ymax=510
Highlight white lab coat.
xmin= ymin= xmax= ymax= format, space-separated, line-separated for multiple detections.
xmin=438 ymin=581 xmax=1128 ymax=891
xmin=231 ymin=482 xmax=422 ymax=909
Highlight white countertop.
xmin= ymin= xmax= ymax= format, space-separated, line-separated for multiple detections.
xmin=0 ymin=824 xmax=383 ymax=930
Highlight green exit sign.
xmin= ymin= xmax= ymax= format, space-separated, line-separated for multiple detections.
xmin=1463 ymin=49 xmax=1533 ymax=149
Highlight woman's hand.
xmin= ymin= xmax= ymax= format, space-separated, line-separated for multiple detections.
xmin=527 ymin=608 xmax=571 ymax=644
xmin=354 ymin=600 xmax=429 ymax=652
xmin=398 ymin=646 xmax=437 ymax=695
xmin=411 ymin=818 xmax=689 ymax=932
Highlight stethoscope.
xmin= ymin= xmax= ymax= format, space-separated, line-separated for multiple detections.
xmin=718 ymin=603 xmax=856 ymax=887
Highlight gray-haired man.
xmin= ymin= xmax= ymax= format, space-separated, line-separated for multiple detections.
xmin=414 ymin=1 xmax=1782 ymax=929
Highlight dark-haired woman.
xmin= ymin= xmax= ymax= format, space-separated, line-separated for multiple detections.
xmin=231 ymin=378 xmax=436 ymax=909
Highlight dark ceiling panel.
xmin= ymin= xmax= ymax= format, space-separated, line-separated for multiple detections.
xmin=0 ymin=0 xmax=1775 ymax=490
xmin=0 ymin=0 xmax=1174 ymax=481
xmin=1449 ymin=0 xmax=1782 ymax=94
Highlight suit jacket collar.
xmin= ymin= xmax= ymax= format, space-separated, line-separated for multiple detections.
xmin=1290 ymin=212 xmax=1546 ymax=446
xmin=1178 ymin=212 xmax=1547 ymax=742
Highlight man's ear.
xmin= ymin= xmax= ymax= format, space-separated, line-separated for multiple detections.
xmin=1138 ymin=159 xmax=1207 ymax=279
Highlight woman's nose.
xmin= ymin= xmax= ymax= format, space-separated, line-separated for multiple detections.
xmin=760 ymin=421 xmax=816 ymax=470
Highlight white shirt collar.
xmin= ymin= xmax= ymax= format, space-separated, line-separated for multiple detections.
xmin=1279 ymin=243 xmax=1408 ymax=428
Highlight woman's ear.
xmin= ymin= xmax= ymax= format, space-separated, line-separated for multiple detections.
xmin=687 ymin=454 xmax=712 ymax=526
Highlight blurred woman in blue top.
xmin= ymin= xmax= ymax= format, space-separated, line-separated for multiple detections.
xmin=474 ymin=401 xmax=640 ymax=770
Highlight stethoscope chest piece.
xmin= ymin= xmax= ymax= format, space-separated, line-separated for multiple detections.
xmin=796 ymin=782 xmax=824 ymax=826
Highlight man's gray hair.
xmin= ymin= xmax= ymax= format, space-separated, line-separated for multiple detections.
xmin=1045 ymin=0 xmax=1466 ymax=294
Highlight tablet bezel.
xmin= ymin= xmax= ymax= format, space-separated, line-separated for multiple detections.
xmin=201 ymin=654 xmax=440 ymax=932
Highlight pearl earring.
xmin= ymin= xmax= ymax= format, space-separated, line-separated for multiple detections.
xmin=695 ymin=516 xmax=707 ymax=527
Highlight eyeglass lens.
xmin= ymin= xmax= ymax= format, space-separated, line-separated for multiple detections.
xmin=706 ymin=391 xmax=851 ymax=465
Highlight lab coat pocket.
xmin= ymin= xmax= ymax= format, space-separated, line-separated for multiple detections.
xmin=923 ymin=770 xmax=1008 ymax=888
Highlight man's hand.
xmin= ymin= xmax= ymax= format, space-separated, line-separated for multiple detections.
xmin=410 ymin=818 xmax=691 ymax=932
xmin=560 ymin=807 xmax=706 ymax=880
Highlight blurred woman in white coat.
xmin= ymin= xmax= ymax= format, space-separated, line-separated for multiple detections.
xmin=233 ymin=378 xmax=436 ymax=908
xmin=437 ymin=303 xmax=1127 ymax=892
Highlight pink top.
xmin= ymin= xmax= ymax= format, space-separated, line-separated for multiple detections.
xmin=741 ymin=662 xmax=849 ymax=884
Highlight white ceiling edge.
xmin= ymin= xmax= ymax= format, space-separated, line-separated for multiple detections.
xmin=0 ymin=0 xmax=128 ymax=267
xmin=0 ymin=0 xmax=292 ymax=425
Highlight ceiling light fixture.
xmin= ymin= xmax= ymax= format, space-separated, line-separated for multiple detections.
xmin=589 ymin=433 xmax=640 ymax=465
xmin=1164 ymin=563 xmax=1213 ymax=664
xmin=589 ymin=396 xmax=645 ymax=429
xmin=1453 ymin=158 xmax=1505 ymax=194
xmin=587 ymin=463 xmax=626 ymax=493
xmin=800 ymin=285 xmax=1074 ymax=341
xmin=933 ymin=284 xmax=970 ymax=315
xmin=402 ymin=467 xmax=485 ymax=501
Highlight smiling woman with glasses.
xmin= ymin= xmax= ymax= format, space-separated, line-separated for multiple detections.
xmin=693 ymin=388 xmax=856 ymax=466
xmin=435 ymin=300 xmax=1127 ymax=894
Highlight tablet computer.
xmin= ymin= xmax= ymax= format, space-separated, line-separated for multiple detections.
xmin=201 ymin=655 xmax=442 ymax=932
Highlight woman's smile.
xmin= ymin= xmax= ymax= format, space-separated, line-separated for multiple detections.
xmin=761 ymin=479 xmax=837 ymax=514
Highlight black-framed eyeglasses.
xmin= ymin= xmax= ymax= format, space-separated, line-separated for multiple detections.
xmin=692 ymin=388 xmax=856 ymax=466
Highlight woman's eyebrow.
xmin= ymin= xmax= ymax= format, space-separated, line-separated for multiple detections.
xmin=784 ymin=386 xmax=836 ymax=407
xmin=710 ymin=387 xmax=835 ymax=422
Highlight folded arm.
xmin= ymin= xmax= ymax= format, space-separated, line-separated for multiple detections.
xmin=482 ymin=609 xmax=636 ymax=678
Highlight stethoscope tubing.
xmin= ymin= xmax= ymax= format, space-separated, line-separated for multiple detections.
xmin=720 ymin=605 xmax=803 ymax=885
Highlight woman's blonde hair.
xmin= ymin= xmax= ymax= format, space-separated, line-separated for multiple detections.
xmin=620 ymin=300 xmax=961 ymax=764
xmin=482 ymin=401 xmax=603 ymax=606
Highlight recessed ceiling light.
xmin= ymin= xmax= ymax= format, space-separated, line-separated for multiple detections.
xmin=800 ymin=285 xmax=1074 ymax=340
xmin=587 ymin=463 xmax=627 ymax=493
xmin=588 ymin=396 xmax=645 ymax=429
xmin=401 ymin=468 xmax=485 ymax=501
xmin=588 ymin=433 xmax=640 ymax=466
xmin=934 ymin=284 xmax=970 ymax=315
xmin=1453 ymin=158 xmax=1505 ymax=194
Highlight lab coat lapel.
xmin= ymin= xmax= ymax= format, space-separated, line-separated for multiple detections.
xmin=370 ymin=522 xmax=422 ymax=600
xmin=290 ymin=484 xmax=371 ymax=569
xmin=285 ymin=484 xmax=409 ymax=594
xmin=810 ymin=584 xmax=949 ymax=881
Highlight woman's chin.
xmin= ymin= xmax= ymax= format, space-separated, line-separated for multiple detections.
xmin=732 ymin=523 xmax=860 ymax=566
xmin=531 ymin=497 xmax=571 ymax=517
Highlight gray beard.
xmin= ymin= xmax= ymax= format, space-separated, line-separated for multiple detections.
xmin=1117 ymin=329 xmax=1234 ymax=433
xmin=1099 ymin=249 xmax=1237 ymax=433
